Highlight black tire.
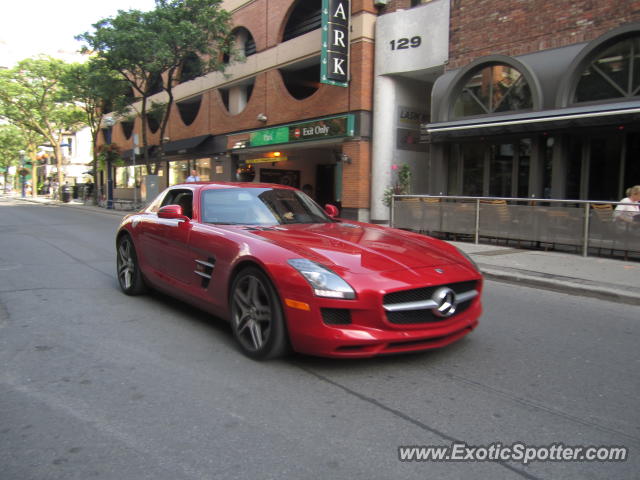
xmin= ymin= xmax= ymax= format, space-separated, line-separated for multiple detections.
xmin=230 ymin=267 xmax=289 ymax=360
xmin=116 ymin=234 xmax=147 ymax=295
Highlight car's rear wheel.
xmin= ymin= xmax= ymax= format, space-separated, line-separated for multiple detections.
xmin=230 ymin=267 xmax=288 ymax=360
xmin=116 ymin=234 xmax=147 ymax=295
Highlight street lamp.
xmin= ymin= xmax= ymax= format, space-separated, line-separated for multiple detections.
xmin=104 ymin=117 xmax=116 ymax=209
xmin=19 ymin=150 xmax=26 ymax=198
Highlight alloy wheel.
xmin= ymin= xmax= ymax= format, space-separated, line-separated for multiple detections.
xmin=232 ymin=274 xmax=273 ymax=352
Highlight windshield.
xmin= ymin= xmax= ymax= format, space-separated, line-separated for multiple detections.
xmin=202 ymin=188 xmax=333 ymax=225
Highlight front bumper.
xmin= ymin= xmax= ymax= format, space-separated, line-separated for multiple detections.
xmin=282 ymin=274 xmax=482 ymax=358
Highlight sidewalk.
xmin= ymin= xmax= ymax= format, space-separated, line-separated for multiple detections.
xmin=451 ymin=241 xmax=640 ymax=305
xmin=9 ymin=194 xmax=640 ymax=305
xmin=11 ymin=194 xmax=132 ymax=217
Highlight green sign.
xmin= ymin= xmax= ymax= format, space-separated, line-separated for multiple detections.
xmin=321 ymin=0 xmax=350 ymax=87
xmin=246 ymin=115 xmax=355 ymax=148
xmin=250 ymin=127 xmax=289 ymax=147
xmin=289 ymin=116 xmax=351 ymax=142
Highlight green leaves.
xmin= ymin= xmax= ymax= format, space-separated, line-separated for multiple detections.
xmin=0 ymin=56 xmax=83 ymax=144
xmin=75 ymin=0 xmax=233 ymax=167
xmin=0 ymin=125 xmax=28 ymax=170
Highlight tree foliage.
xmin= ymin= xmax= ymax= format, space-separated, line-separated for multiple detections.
xmin=77 ymin=0 xmax=232 ymax=173
xmin=0 ymin=124 xmax=27 ymax=187
xmin=62 ymin=58 xmax=130 ymax=202
xmin=0 ymin=56 xmax=85 ymax=187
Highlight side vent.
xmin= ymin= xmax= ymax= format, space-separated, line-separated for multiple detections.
xmin=194 ymin=258 xmax=216 ymax=288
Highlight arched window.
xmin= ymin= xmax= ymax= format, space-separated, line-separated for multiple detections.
xmin=120 ymin=120 xmax=134 ymax=140
xmin=147 ymin=72 xmax=163 ymax=95
xmin=283 ymin=0 xmax=321 ymax=42
xmin=224 ymin=27 xmax=256 ymax=64
xmin=219 ymin=78 xmax=255 ymax=115
xmin=279 ymin=59 xmax=320 ymax=100
xmin=573 ymin=36 xmax=640 ymax=103
xmin=177 ymin=95 xmax=202 ymax=126
xmin=179 ymin=52 xmax=203 ymax=84
xmin=453 ymin=64 xmax=533 ymax=119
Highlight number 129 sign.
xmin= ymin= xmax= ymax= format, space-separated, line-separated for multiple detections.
xmin=390 ymin=36 xmax=422 ymax=50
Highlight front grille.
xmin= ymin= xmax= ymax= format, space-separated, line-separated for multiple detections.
xmin=383 ymin=280 xmax=478 ymax=325
xmin=386 ymin=300 xmax=474 ymax=324
xmin=383 ymin=281 xmax=477 ymax=305
xmin=321 ymin=308 xmax=351 ymax=325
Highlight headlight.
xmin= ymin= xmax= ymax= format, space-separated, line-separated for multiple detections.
xmin=456 ymin=247 xmax=480 ymax=272
xmin=288 ymin=259 xmax=356 ymax=299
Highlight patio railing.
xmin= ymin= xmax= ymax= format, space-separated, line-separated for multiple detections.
xmin=391 ymin=195 xmax=640 ymax=259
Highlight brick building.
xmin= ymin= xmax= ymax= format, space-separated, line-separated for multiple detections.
xmin=102 ymin=0 xmax=640 ymax=220
xmin=104 ymin=0 xmax=378 ymax=220
xmin=370 ymin=0 xmax=640 ymax=221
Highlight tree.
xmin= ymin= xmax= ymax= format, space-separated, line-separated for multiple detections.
xmin=77 ymin=0 xmax=232 ymax=174
xmin=0 ymin=124 xmax=26 ymax=189
xmin=0 ymin=57 xmax=85 ymax=191
xmin=62 ymin=58 xmax=130 ymax=204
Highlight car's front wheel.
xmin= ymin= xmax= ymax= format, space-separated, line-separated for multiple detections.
xmin=230 ymin=267 xmax=288 ymax=360
xmin=116 ymin=234 xmax=147 ymax=295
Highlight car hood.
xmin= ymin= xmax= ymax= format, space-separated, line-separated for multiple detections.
xmin=235 ymin=222 xmax=464 ymax=275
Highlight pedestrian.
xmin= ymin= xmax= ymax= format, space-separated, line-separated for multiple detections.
xmin=50 ymin=179 xmax=59 ymax=200
xmin=302 ymin=184 xmax=313 ymax=198
xmin=186 ymin=169 xmax=200 ymax=182
xmin=614 ymin=185 xmax=640 ymax=224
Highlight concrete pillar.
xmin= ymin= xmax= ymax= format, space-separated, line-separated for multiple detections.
xmin=528 ymin=136 xmax=544 ymax=199
xmin=429 ymin=142 xmax=448 ymax=195
xmin=371 ymin=75 xmax=396 ymax=222
xmin=228 ymin=86 xmax=247 ymax=116
xmin=551 ymin=135 xmax=567 ymax=199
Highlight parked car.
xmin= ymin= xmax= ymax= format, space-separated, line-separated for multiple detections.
xmin=115 ymin=182 xmax=483 ymax=359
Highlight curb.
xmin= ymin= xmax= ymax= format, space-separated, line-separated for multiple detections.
xmin=12 ymin=196 xmax=128 ymax=217
xmin=480 ymin=266 xmax=640 ymax=306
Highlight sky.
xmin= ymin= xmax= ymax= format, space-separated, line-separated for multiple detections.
xmin=0 ymin=0 xmax=157 ymax=67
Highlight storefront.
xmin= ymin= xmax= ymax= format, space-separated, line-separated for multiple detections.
xmin=427 ymin=24 xmax=640 ymax=202
xmin=228 ymin=113 xmax=357 ymax=208
xmin=114 ymin=134 xmax=229 ymax=202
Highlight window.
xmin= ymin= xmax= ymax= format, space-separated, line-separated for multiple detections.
xmin=195 ymin=158 xmax=212 ymax=181
xmin=147 ymin=72 xmax=163 ymax=95
xmin=177 ymin=96 xmax=202 ymax=126
xmin=219 ymin=78 xmax=255 ymax=115
xmin=224 ymin=27 xmax=256 ymax=63
xmin=574 ymin=36 xmax=640 ymax=103
xmin=283 ymin=0 xmax=321 ymax=42
xmin=202 ymin=188 xmax=331 ymax=225
xmin=161 ymin=189 xmax=193 ymax=218
xmin=179 ymin=53 xmax=203 ymax=83
xmin=453 ymin=64 xmax=532 ymax=118
xmin=64 ymin=137 xmax=73 ymax=156
xmin=120 ymin=121 xmax=134 ymax=140
xmin=115 ymin=166 xmax=144 ymax=188
xmin=146 ymin=113 xmax=160 ymax=133
xmin=169 ymin=160 xmax=190 ymax=185
xmin=279 ymin=59 xmax=321 ymax=100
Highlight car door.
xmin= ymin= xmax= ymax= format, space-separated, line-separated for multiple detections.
xmin=155 ymin=188 xmax=196 ymax=287
xmin=134 ymin=191 xmax=171 ymax=278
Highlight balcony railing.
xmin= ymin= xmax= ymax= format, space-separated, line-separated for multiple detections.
xmin=391 ymin=195 xmax=640 ymax=260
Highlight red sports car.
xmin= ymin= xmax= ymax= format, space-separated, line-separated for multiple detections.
xmin=116 ymin=182 xmax=482 ymax=359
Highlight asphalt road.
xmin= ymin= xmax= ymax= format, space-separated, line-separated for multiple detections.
xmin=1 ymin=197 xmax=638 ymax=480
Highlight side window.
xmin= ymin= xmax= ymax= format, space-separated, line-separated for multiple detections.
xmin=160 ymin=189 xmax=194 ymax=219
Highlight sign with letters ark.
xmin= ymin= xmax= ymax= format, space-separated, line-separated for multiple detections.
xmin=321 ymin=0 xmax=350 ymax=87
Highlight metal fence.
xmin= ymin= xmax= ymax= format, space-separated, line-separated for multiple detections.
xmin=391 ymin=195 xmax=640 ymax=259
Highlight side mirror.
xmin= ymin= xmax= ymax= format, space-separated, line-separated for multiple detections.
xmin=324 ymin=204 xmax=339 ymax=218
xmin=158 ymin=204 xmax=188 ymax=220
